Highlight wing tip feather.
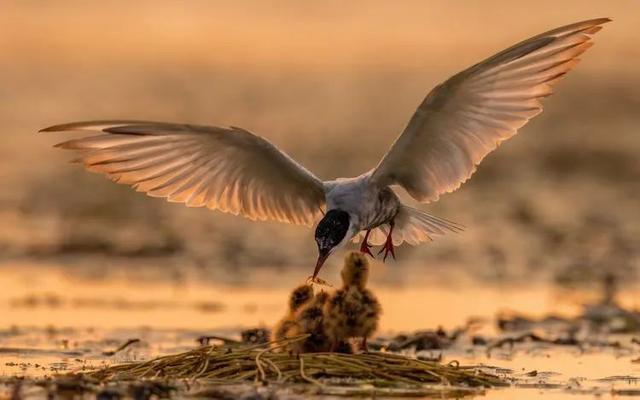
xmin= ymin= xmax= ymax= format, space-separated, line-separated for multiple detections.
xmin=39 ymin=126 xmax=60 ymax=133
xmin=40 ymin=121 xmax=105 ymax=133
xmin=39 ymin=120 xmax=161 ymax=134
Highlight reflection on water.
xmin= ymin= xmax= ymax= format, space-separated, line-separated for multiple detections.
xmin=0 ymin=261 xmax=597 ymax=332
xmin=1 ymin=261 xmax=640 ymax=398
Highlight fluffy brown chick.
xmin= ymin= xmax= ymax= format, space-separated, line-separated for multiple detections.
xmin=288 ymin=291 xmax=332 ymax=353
xmin=324 ymin=252 xmax=381 ymax=352
xmin=272 ymin=284 xmax=314 ymax=344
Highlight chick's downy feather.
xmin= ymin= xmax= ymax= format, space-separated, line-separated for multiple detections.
xmin=325 ymin=252 xmax=381 ymax=350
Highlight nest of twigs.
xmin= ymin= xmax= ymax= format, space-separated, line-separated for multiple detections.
xmin=86 ymin=336 xmax=504 ymax=390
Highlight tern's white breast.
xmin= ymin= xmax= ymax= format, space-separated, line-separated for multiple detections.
xmin=324 ymin=175 xmax=385 ymax=229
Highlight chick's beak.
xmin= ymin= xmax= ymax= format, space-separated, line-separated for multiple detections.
xmin=312 ymin=249 xmax=330 ymax=279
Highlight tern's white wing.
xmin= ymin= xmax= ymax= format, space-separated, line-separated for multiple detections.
xmin=370 ymin=18 xmax=610 ymax=202
xmin=42 ymin=120 xmax=325 ymax=226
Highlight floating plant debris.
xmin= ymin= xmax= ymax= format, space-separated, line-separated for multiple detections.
xmin=102 ymin=339 xmax=141 ymax=356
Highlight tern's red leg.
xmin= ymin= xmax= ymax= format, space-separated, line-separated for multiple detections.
xmin=377 ymin=221 xmax=396 ymax=262
xmin=359 ymin=229 xmax=374 ymax=258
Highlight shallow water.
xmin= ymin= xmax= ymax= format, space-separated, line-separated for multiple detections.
xmin=0 ymin=261 xmax=587 ymax=332
xmin=1 ymin=261 xmax=639 ymax=398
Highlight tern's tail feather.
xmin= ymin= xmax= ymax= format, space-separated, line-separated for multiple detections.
xmin=353 ymin=206 xmax=464 ymax=246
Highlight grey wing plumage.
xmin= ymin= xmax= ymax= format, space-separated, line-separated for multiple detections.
xmin=370 ymin=18 xmax=610 ymax=202
xmin=41 ymin=120 xmax=326 ymax=226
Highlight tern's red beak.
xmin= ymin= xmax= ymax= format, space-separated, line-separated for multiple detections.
xmin=312 ymin=250 xmax=330 ymax=280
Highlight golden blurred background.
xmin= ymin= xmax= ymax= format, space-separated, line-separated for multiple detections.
xmin=0 ymin=1 xmax=639 ymax=290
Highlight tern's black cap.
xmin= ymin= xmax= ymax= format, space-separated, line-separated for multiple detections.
xmin=315 ymin=210 xmax=350 ymax=250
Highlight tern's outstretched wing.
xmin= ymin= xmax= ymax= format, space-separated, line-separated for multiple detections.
xmin=370 ymin=18 xmax=610 ymax=202
xmin=41 ymin=120 xmax=326 ymax=226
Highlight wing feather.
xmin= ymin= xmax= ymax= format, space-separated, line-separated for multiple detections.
xmin=41 ymin=120 xmax=326 ymax=225
xmin=370 ymin=18 xmax=610 ymax=202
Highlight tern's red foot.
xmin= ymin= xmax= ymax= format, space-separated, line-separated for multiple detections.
xmin=377 ymin=222 xmax=396 ymax=262
xmin=377 ymin=239 xmax=395 ymax=262
xmin=359 ymin=229 xmax=374 ymax=258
